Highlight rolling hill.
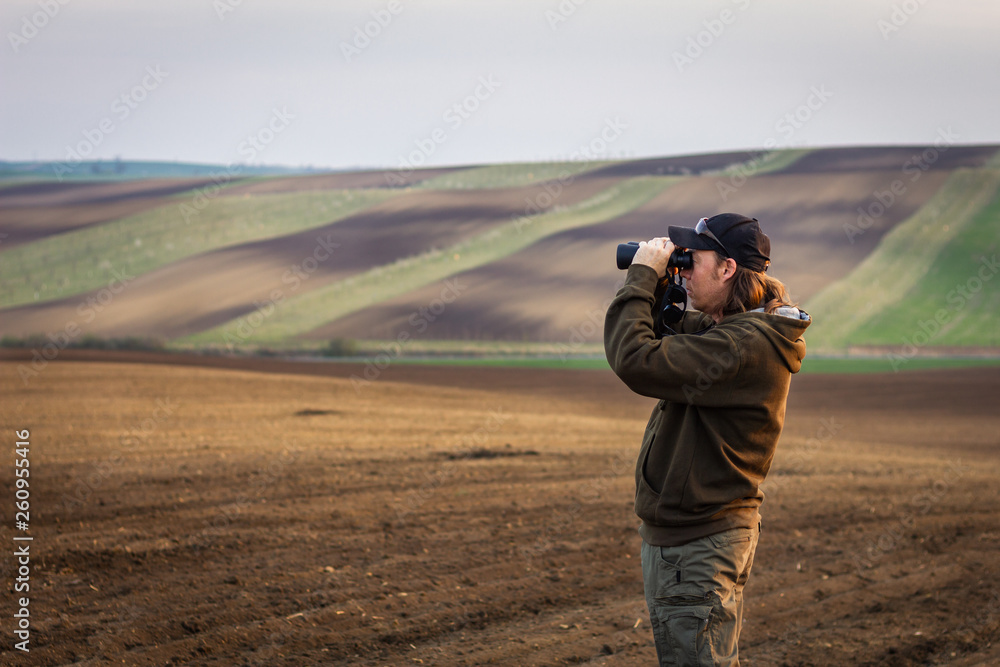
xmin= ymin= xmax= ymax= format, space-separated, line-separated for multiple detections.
xmin=1 ymin=146 xmax=998 ymax=357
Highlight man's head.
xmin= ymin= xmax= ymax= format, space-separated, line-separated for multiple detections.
xmin=668 ymin=214 xmax=778 ymax=321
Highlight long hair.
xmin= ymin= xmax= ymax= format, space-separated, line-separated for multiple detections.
xmin=714 ymin=251 xmax=796 ymax=316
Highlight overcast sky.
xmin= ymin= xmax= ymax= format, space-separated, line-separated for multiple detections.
xmin=2 ymin=0 xmax=998 ymax=170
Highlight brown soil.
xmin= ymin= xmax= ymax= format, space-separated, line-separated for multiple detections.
xmin=1 ymin=353 xmax=998 ymax=666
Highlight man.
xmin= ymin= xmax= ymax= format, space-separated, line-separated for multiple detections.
xmin=604 ymin=213 xmax=810 ymax=666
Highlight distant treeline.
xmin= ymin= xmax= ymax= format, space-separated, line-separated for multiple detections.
xmin=0 ymin=159 xmax=327 ymax=182
xmin=0 ymin=334 xmax=364 ymax=358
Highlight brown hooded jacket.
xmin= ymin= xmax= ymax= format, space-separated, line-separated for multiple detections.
xmin=605 ymin=264 xmax=810 ymax=545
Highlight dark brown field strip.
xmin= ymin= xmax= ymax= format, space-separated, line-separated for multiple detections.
xmin=0 ymin=176 xmax=231 ymax=208
xmin=787 ymin=144 xmax=999 ymax=173
xmin=579 ymin=150 xmax=760 ymax=178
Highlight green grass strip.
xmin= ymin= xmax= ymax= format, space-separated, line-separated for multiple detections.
xmin=803 ymin=168 xmax=1000 ymax=352
xmin=384 ymin=355 xmax=1000 ymax=373
xmin=0 ymin=189 xmax=397 ymax=309
xmin=799 ymin=356 xmax=1000 ymax=373
xmin=313 ymin=354 xmax=1000 ymax=373
xmin=177 ymin=176 xmax=680 ymax=346
xmin=414 ymin=160 xmax=617 ymax=190
xmin=847 ymin=179 xmax=1000 ymax=346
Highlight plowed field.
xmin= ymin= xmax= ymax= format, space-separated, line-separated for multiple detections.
xmin=1 ymin=353 xmax=998 ymax=666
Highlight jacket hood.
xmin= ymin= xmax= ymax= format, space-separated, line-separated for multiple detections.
xmin=733 ymin=306 xmax=811 ymax=373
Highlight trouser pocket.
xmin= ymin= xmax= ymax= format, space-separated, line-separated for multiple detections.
xmin=649 ymin=598 xmax=714 ymax=666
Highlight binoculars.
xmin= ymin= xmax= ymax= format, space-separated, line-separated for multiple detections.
xmin=616 ymin=242 xmax=693 ymax=271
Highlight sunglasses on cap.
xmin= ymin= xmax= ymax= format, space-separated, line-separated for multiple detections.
xmin=695 ymin=217 xmax=729 ymax=257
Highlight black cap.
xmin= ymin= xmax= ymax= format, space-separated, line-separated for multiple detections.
xmin=668 ymin=213 xmax=771 ymax=272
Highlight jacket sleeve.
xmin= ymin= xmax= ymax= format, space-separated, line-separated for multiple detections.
xmin=604 ymin=264 xmax=741 ymax=405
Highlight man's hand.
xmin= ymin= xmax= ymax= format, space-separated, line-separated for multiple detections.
xmin=632 ymin=237 xmax=675 ymax=278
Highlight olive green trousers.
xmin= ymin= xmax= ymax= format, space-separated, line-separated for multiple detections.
xmin=641 ymin=523 xmax=760 ymax=666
